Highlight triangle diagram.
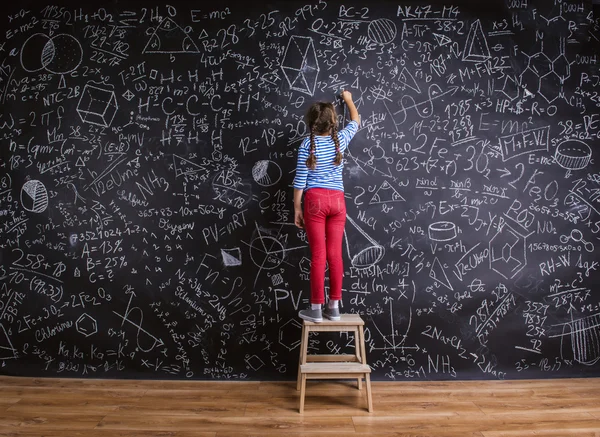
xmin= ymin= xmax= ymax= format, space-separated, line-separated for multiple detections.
xmin=221 ymin=248 xmax=242 ymax=266
xmin=432 ymin=33 xmax=452 ymax=47
xmin=143 ymin=17 xmax=201 ymax=54
xmin=369 ymin=181 xmax=405 ymax=204
xmin=173 ymin=155 xmax=208 ymax=178
xmin=462 ymin=19 xmax=490 ymax=62
xmin=181 ymin=36 xmax=199 ymax=52
xmin=429 ymin=257 xmax=453 ymax=291
xmin=398 ymin=67 xmax=421 ymax=94
xmin=145 ymin=34 xmax=162 ymax=52
xmin=0 ymin=323 xmax=17 ymax=360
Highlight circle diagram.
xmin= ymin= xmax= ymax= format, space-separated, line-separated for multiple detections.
xmin=428 ymin=221 xmax=457 ymax=242
xmin=370 ymin=85 xmax=390 ymax=102
xmin=367 ymin=18 xmax=397 ymax=45
xmin=21 ymin=33 xmax=83 ymax=74
xmin=351 ymin=245 xmax=384 ymax=268
xmin=21 ymin=180 xmax=48 ymax=213
xmin=252 ymin=160 xmax=282 ymax=187
xmin=554 ymin=139 xmax=592 ymax=170
xmin=249 ymin=236 xmax=285 ymax=270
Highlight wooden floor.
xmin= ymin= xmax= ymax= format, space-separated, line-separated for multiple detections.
xmin=0 ymin=376 xmax=599 ymax=436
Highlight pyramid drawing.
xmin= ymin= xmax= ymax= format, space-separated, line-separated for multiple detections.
xmin=369 ymin=181 xmax=405 ymax=204
xmin=281 ymin=36 xmax=320 ymax=96
xmin=221 ymin=248 xmax=242 ymax=266
xmin=429 ymin=257 xmax=453 ymax=291
xmin=173 ymin=155 xmax=208 ymax=178
xmin=143 ymin=17 xmax=200 ymax=54
xmin=462 ymin=19 xmax=490 ymax=62
xmin=398 ymin=67 xmax=421 ymax=94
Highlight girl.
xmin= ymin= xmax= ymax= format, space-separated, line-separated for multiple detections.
xmin=293 ymin=90 xmax=360 ymax=322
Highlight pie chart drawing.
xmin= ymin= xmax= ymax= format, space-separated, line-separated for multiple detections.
xmin=21 ymin=180 xmax=49 ymax=213
xmin=252 ymin=160 xmax=282 ymax=187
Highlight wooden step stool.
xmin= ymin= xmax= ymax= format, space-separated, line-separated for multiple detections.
xmin=297 ymin=313 xmax=373 ymax=413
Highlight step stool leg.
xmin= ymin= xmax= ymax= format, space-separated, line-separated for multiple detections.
xmin=296 ymin=323 xmax=306 ymax=390
xmin=296 ymin=322 xmax=309 ymax=390
xmin=359 ymin=325 xmax=367 ymax=366
xmin=354 ymin=328 xmax=362 ymax=390
xmin=299 ymin=374 xmax=307 ymax=413
xmin=365 ymin=373 xmax=373 ymax=412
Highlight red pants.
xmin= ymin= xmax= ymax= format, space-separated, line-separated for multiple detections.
xmin=303 ymin=188 xmax=346 ymax=304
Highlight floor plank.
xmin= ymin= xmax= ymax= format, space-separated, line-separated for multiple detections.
xmin=0 ymin=398 xmax=21 ymax=413
xmin=216 ymin=433 xmax=486 ymax=437
xmin=0 ymin=376 xmax=598 ymax=436
xmin=0 ymin=377 xmax=259 ymax=391
xmin=0 ymin=410 xmax=106 ymax=430
xmin=0 ymin=388 xmax=146 ymax=405
xmin=483 ymin=431 xmax=600 ymax=437
xmin=96 ymin=414 xmax=356 ymax=433
xmin=115 ymin=401 xmax=247 ymax=416
xmin=473 ymin=398 xmax=600 ymax=415
xmin=352 ymin=412 xmax=598 ymax=433
xmin=5 ymin=400 xmax=119 ymax=415
xmin=0 ymin=432 xmax=216 ymax=437
xmin=566 ymin=386 xmax=600 ymax=399
xmin=245 ymin=397 xmax=484 ymax=416
xmin=133 ymin=388 xmax=274 ymax=402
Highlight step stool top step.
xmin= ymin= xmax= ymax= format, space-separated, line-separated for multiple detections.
xmin=301 ymin=362 xmax=371 ymax=373
xmin=303 ymin=313 xmax=364 ymax=326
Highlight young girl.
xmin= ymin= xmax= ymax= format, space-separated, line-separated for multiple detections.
xmin=293 ymin=90 xmax=360 ymax=322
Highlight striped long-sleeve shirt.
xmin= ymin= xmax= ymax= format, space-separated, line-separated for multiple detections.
xmin=293 ymin=121 xmax=359 ymax=192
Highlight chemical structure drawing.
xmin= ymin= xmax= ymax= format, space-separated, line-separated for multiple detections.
xmin=519 ymin=37 xmax=570 ymax=103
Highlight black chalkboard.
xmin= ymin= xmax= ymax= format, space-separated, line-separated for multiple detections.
xmin=1 ymin=0 xmax=600 ymax=381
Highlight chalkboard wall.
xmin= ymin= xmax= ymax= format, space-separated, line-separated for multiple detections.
xmin=1 ymin=0 xmax=600 ymax=381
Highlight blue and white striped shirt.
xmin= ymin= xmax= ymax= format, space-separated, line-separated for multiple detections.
xmin=293 ymin=121 xmax=359 ymax=192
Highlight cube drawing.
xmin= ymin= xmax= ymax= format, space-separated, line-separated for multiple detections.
xmin=77 ymin=84 xmax=118 ymax=127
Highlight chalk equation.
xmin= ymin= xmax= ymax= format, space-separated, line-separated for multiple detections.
xmin=0 ymin=1 xmax=599 ymax=381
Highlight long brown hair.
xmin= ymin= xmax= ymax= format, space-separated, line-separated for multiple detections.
xmin=305 ymin=102 xmax=343 ymax=170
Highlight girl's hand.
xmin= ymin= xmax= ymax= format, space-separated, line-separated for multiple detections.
xmin=294 ymin=209 xmax=304 ymax=229
xmin=341 ymin=90 xmax=359 ymax=124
